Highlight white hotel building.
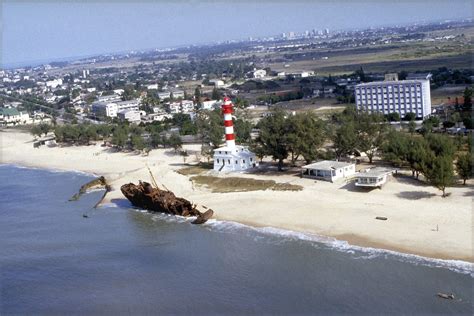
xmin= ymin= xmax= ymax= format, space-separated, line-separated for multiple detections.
xmin=355 ymin=79 xmax=431 ymax=119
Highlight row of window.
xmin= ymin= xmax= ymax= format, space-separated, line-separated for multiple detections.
xmin=216 ymin=157 xmax=253 ymax=165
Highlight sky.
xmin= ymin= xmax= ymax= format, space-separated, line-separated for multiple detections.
xmin=2 ymin=0 xmax=472 ymax=67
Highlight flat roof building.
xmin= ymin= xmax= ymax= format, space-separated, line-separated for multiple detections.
xmin=355 ymin=79 xmax=431 ymax=119
xmin=355 ymin=167 xmax=394 ymax=189
xmin=301 ymin=160 xmax=356 ymax=182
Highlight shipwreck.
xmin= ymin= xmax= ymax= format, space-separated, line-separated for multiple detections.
xmin=120 ymin=181 xmax=213 ymax=224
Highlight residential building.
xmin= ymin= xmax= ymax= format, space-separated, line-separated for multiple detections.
xmin=209 ymin=79 xmax=224 ymax=87
xmin=170 ymin=89 xmax=185 ymax=99
xmin=97 ymin=94 xmax=121 ymax=103
xmin=116 ymin=99 xmax=140 ymax=112
xmin=253 ymin=69 xmax=267 ymax=79
xmin=355 ymin=79 xmax=431 ymax=119
xmin=0 ymin=108 xmax=30 ymax=125
xmin=355 ymin=167 xmax=394 ymax=189
xmin=200 ymin=99 xmax=221 ymax=110
xmin=166 ymin=102 xmax=181 ymax=114
xmin=301 ymin=160 xmax=356 ymax=182
xmin=91 ymin=102 xmax=118 ymax=117
xmin=180 ymin=100 xmax=195 ymax=114
xmin=157 ymin=91 xmax=171 ymax=100
xmin=46 ymin=79 xmax=63 ymax=89
xmin=118 ymin=109 xmax=141 ymax=123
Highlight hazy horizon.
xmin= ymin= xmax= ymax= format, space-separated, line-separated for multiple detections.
xmin=2 ymin=0 xmax=472 ymax=68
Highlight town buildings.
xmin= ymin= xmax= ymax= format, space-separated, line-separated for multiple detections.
xmin=91 ymin=99 xmax=139 ymax=118
xmin=355 ymin=75 xmax=431 ymax=119
xmin=0 ymin=108 xmax=30 ymax=125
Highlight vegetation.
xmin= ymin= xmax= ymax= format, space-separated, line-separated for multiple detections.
xmin=382 ymin=131 xmax=457 ymax=196
xmin=455 ymin=152 xmax=473 ymax=185
xmin=190 ymin=175 xmax=303 ymax=193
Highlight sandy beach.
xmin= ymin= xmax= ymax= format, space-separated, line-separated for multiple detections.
xmin=1 ymin=129 xmax=472 ymax=262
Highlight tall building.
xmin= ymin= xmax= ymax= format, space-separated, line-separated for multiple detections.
xmin=355 ymin=78 xmax=431 ymax=119
xmin=213 ymin=97 xmax=257 ymax=172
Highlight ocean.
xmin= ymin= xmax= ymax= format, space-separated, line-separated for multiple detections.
xmin=0 ymin=164 xmax=472 ymax=314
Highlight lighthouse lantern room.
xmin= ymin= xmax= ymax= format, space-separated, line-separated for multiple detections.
xmin=213 ymin=97 xmax=257 ymax=172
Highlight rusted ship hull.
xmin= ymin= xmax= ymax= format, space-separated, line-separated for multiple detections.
xmin=120 ymin=181 xmax=213 ymax=224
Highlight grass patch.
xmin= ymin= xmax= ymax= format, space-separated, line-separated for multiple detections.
xmin=190 ymin=175 xmax=303 ymax=193
xmin=177 ymin=163 xmax=213 ymax=176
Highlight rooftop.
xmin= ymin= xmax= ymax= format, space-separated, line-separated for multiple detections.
xmin=302 ymin=160 xmax=354 ymax=170
xmin=356 ymin=167 xmax=394 ymax=178
xmin=356 ymin=79 xmax=429 ymax=87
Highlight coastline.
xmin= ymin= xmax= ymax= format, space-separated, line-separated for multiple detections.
xmin=1 ymin=129 xmax=473 ymax=263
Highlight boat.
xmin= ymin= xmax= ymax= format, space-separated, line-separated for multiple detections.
xmin=120 ymin=181 xmax=213 ymax=224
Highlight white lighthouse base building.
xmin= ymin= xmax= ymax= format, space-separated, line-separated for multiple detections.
xmin=213 ymin=145 xmax=257 ymax=172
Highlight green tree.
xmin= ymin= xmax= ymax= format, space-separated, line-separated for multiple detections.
xmin=462 ymin=87 xmax=472 ymax=111
xmin=255 ymin=109 xmax=289 ymax=171
xmin=403 ymin=112 xmax=417 ymax=121
xmin=211 ymin=87 xmax=222 ymax=100
xmin=130 ymin=134 xmax=145 ymax=151
xmin=423 ymin=154 xmax=454 ymax=197
xmin=196 ymin=109 xmax=223 ymax=148
xmin=356 ymin=112 xmax=387 ymax=163
xmin=168 ymin=133 xmax=183 ymax=153
xmin=455 ymin=152 xmax=472 ymax=185
xmin=408 ymin=120 xmax=416 ymax=135
xmin=386 ymin=112 xmax=400 ymax=122
xmin=111 ymin=125 xmax=129 ymax=149
xmin=30 ymin=125 xmax=42 ymax=138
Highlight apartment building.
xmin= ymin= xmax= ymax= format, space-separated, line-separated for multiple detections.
xmin=355 ymin=78 xmax=431 ymax=119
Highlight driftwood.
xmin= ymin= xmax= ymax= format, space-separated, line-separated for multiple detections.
xmin=70 ymin=176 xmax=110 ymax=202
xmin=120 ymin=181 xmax=214 ymax=224
xmin=437 ymin=293 xmax=455 ymax=300
xmin=375 ymin=216 xmax=388 ymax=221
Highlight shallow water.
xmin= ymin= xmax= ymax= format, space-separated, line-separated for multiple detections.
xmin=0 ymin=165 xmax=472 ymax=314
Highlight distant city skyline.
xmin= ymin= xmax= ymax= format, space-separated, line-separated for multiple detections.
xmin=2 ymin=0 xmax=472 ymax=68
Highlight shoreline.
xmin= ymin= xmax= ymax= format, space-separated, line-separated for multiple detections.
xmin=1 ymin=129 xmax=473 ymax=263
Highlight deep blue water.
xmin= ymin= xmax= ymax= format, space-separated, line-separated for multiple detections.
xmin=0 ymin=165 xmax=472 ymax=315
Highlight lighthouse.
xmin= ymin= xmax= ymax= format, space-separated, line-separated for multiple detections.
xmin=213 ymin=97 xmax=257 ymax=172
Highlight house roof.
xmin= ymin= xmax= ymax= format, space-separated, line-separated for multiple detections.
xmin=356 ymin=167 xmax=394 ymax=178
xmin=0 ymin=108 xmax=21 ymax=116
xmin=302 ymin=160 xmax=354 ymax=170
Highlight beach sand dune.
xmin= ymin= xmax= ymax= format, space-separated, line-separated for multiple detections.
xmin=1 ymin=130 xmax=472 ymax=262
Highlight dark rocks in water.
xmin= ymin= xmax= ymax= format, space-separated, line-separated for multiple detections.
xmin=120 ymin=181 xmax=214 ymax=224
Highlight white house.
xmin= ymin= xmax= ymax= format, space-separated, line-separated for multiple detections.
xmin=355 ymin=167 xmax=394 ymax=189
xmin=209 ymin=79 xmax=225 ymax=87
xmin=157 ymin=91 xmax=171 ymax=100
xmin=200 ymin=100 xmax=220 ymax=110
xmin=167 ymin=102 xmax=181 ymax=114
xmin=91 ymin=102 xmax=118 ymax=117
xmin=46 ymin=79 xmax=63 ymax=89
xmin=147 ymin=84 xmax=159 ymax=90
xmin=0 ymin=108 xmax=30 ymax=125
xmin=253 ymin=69 xmax=267 ymax=79
xmin=118 ymin=109 xmax=141 ymax=123
xmin=97 ymin=94 xmax=121 ymax=103
xmin=181 ymin=100 xmax=195 ymax=114
xmin=170 ymin=89 xmax=185 ymax=99
xmin=301 ymin=160 xmax=356 ymax=182
xmin=213 ymin=145 xmax=257 ymax=172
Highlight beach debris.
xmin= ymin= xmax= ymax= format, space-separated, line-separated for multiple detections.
xmin=69 ymin=176 xmax=111 ymax=202
xmin=437 ymin=293 xmax=455 ymax=300
xmin=120 ymin=181 xmax=214 ymax=224
xmin=82 ymin=214 xmax=89 ymax=218
xmin=375 ymin=216 xmax=388 ymax=221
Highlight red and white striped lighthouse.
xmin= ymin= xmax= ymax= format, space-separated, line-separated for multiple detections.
xmin=222 ymin=97 xmax=235 ymax=148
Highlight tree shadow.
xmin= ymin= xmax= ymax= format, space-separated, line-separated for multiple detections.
xmin=464 ymin=190 xmax=474 ymax=197
xmin=396 ymin=191 xmax=437 ymax=200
